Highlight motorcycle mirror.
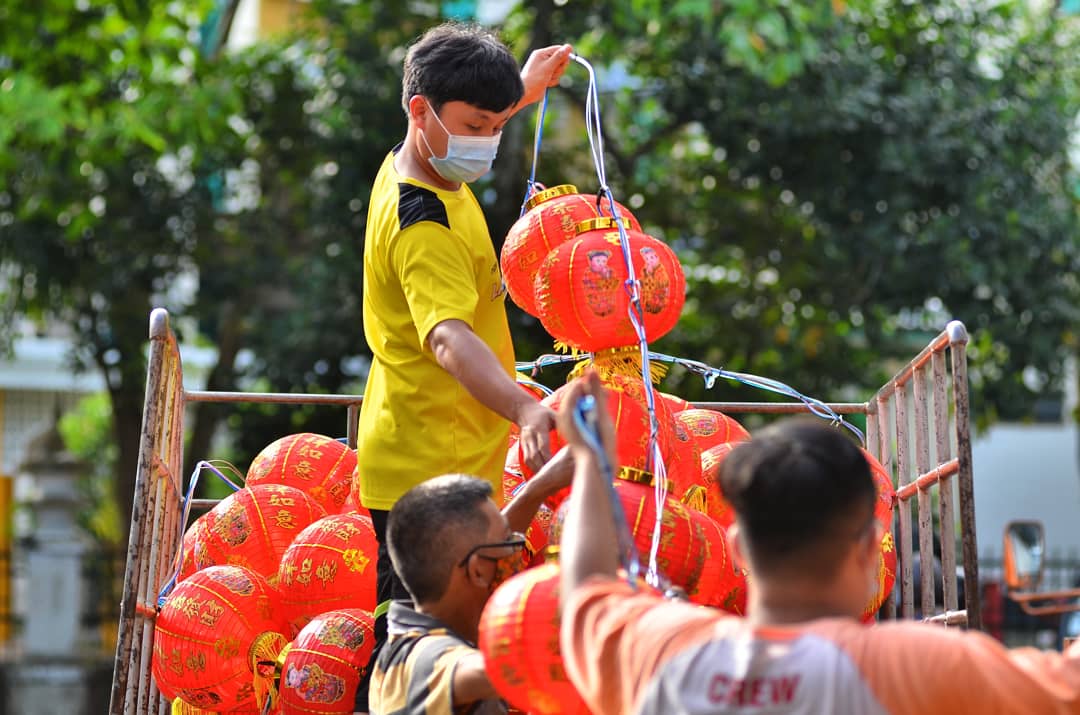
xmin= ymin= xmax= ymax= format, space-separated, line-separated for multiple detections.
xmin=1003 ymin=520 xmax=1045 ymax=592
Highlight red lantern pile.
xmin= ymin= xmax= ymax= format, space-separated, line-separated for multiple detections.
xmin=279 ymin=609 xmax=375 ymax=714
xmin=534 ymin=217 xmax=685 ymax=354
xmin=247 ymin=433 xmax=356 ymax=514
xmin=152 ymin=565 xmax=289 ymax=712
xmin=277 ymin=514 xmax=378 ymax=636
xmin=178 ymin=485 xmax=326 ymax=584
xmin=501 ymin=185 xmax=640 ymax=317
xmin=479 ymin=561 xmax=591 ymax=715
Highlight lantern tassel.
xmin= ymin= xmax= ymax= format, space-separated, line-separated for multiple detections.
xmin=567 ymin=347 xmax=668 ymax=385
xmin=681 ymin=485 xmax=709 ymax=514
xmin=251 ymin=631 xmax=290 ymax=713
xmin=171 ymin=699 xmax=210 ymax=715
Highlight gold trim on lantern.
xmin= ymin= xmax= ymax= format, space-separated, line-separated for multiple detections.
xmin=615 ymin=466 xmax=674 ymax=492
xmin=525 ymin=184 xmax=578 ymax=210
xmin=541 ymin=545 xmax=561 ymax=563
xmin=575 ymin=216 xmax=620 ymax=234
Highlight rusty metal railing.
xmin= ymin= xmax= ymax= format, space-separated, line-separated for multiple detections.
xmin=866 ymin=321 xmax=977 ymax=629
xmin=697 ymin=321 xmax=978 ymax=630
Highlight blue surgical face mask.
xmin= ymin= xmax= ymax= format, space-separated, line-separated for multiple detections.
xmin=420 ymin=100 xmax=501 ymax=184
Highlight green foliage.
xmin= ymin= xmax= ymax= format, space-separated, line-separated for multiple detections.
xmin=505 ymin=0 xmax=1080 ymax=418
xmin=1 ymin=0 xmax=1078 ymax=541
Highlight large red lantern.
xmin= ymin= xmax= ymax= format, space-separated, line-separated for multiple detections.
xmin=278 ymin=609 xmax=375 ymax=714
xmin=862 ymin=449 xmax=895 ymax=529
xmin=689 ymin=509 xmax=748 ymax=615
xmin=534 ymin=218 xmax=685 ymax=353
xmin=658 ymin=391 xmax=691 ymax=413
xmin=501 ymin=185 xmax=640 ymax=318
xmin=550 ymin=469 xmax=707 ymax=595
xmin=613 ymin=472 xmax=707 ymax=595
xmin=178 ymin=485 xmax=326 ymax=584
xmin=666 ymin=415 xmax=705 ymax=504
xmin=247 ymin=433 xmax=356 ymax=514
xmin=698 ymin=442 xmax=741 ymax=528
xmin=863 ymin=530 xmax=897 ymax=619
xmin=675 ymin=409 xmax=750 ymax=452
xmin=152 ymin=566 xmax=289 ymax=712
xmin=479 ymin=561 xmax=591 ymax=715
xmin=277 ymin=514 xmax=378 ymax=637
xmin=523 ymin=377 xmax=655 ymax=509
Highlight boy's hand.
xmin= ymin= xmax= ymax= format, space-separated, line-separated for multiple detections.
xmin=521 ymin=44 xmax=573 ymax=106
xmin=517 ymin=400 xmax=556 ymax=473
xmin=529 ymin=444 xmax=575 ymax=495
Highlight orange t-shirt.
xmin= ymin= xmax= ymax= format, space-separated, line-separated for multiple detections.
xmin=563 ymin=578 xmax=1080 ymax=714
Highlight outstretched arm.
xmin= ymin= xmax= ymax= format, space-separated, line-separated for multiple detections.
xmin=557 ymin=371 xmax=621 ymax=598
xmin=428 ymin=318 xmax=555 ymax=473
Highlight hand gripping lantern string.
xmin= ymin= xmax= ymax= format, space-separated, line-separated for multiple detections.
xmin=521 ymin=53 xmax=668 ymax=586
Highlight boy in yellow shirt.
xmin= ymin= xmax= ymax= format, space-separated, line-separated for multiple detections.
xmin=354 ymin=22 xmax=571 ymax=713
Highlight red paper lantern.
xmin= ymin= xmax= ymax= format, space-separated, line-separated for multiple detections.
xmin=862 ymin=449 xmax=895 ymax=529
xmin=534 ymin=217 xmax=685 ymax=353
xmin=689 ymin=510 xmax=748 ymax=615
xmin=479 ymin=561 xmax=591 ymax=715
xmin=248 ymin=433 xmax=356 ymax=514
xmin=337 ymin=490 xmax=372 ymax=520
xmin=279 ymin=609 xmax=375 ymax=714
xmin=675 ymin=409 xmax=750 ymax=452
xmin=501 ymin=185 xmax=640 ymax=318
xmin=613 ymin=474 xmax=707 ymax=595
xmin=550 ymin=469 xmax=706 ymax=595
xmin=152 ymin=566 xmax=289 ymax=712
xmin=863 ymin=530 xmax=897 ymax=619
xmin=698 ymin=442 xmax=740 ymax=528
xmin=658 ymin=391 xmax=691 ymax=413
xmin=178 ymin=485 xmax=326 ymax=584
xmin=667 ymin=417 xmax=704 ymax=504
xmin=523 ymin=376 xmax=655 ymax=510
xmin=277 ymin=514 xmax=378 ymax=637
xmin=177 ymin=515 xmax=212 ymax=582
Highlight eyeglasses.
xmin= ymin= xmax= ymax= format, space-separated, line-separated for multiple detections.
xmin=458 ymin=531 xmax=527 ymax=568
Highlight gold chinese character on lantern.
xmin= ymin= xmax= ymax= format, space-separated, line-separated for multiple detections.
xmin=294 ymin=460 xmax=315 ymax=479
xmin=315 ymin=559 xmax=338 ymax=585
xmin=273 ymin=510 xmax=297 ymax=529
xmin=269 ymin=494 xmax=296 ymax=507
xmin=342 ymin=548 xmax=370 ymax=574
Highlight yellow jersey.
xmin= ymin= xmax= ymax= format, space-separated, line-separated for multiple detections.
xmin=357 ymin=148 xmax=513 ymax=511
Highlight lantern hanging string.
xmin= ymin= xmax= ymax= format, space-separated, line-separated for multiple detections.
xmin=570 ymin=52 xmax=667 ymax=587
xmin=519 ymin=90 xmax=551 ymax=217
xmin=516 ymin=351 xmax=865 ymax=443
xmin=156 ymin=461 xmax=244 ymax=607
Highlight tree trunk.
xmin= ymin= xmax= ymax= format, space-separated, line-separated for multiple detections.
xmin=184 ymin=301 xmax=246 ymax=489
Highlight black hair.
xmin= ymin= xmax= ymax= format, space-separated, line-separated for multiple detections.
xmin=387 ymin=474 xmax=494 ymax=603
xmin=718 ymin=418 xmax=876 ymax=579
xmin=401 ymin=23 xmax=525 ymax=115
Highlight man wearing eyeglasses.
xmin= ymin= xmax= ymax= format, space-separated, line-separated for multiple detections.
xmin=368 ymin=447 xmax=572 ymax=715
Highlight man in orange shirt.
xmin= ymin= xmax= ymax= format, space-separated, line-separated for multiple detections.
xmin=556 ymin=373 xmax=1080 ymax=714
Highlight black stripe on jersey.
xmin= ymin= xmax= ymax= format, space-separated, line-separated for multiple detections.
xmin=398 ymin=183 xmax=450 ymax=231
